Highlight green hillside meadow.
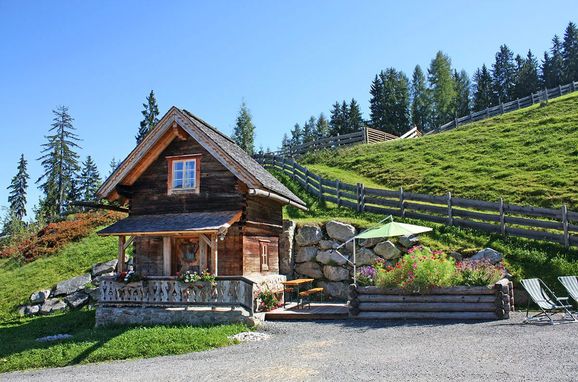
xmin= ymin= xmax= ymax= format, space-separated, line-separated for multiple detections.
xmin=302 ymin=92 xmax=578 ymax=210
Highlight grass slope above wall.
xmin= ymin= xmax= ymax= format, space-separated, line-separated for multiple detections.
xmin=301 ymin=92 xmax=578 ymax=209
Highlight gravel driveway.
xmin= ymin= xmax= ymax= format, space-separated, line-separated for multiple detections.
xmin=3 ymin=312 xmax=578 ymax=382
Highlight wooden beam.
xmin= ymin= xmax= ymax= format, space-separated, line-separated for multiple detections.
xmin=211 ymin=233 xmax=218 ymax=276
xmin=117 ymin=236 xmax=126 ymax=273
xmin=163 ymin=237 xmax=172 ymax=276
xmin=123 ymin=236 xmax=135 ymax=250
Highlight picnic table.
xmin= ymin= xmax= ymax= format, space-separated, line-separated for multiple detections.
xmin=282 ymin=279 xmax=324 ymax=309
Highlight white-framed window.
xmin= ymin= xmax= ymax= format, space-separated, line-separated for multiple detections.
xmin=167 ymin=155 xmax=200 ymax=194
xmin=259 ymin=240 xmax=270 ymax=271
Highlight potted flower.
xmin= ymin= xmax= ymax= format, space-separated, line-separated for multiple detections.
xmin=177 ymin=269 xmax=216 ymax=289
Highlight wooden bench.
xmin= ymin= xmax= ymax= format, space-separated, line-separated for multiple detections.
xmin=298 ymin=288 xmax=324 ymax=309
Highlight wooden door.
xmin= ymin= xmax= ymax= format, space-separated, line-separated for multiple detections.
xmin=172 ymin=237 xmax=201 ymax=275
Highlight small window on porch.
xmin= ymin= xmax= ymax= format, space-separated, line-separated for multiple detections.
xmin=259 ymin=240 xmax=270 ymax=272
xmin=167 ymin=155 xmax=201 ymax=194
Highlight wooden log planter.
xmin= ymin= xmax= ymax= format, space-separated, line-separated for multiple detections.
xmin=349 ymin=279 xmax=514 ymax=320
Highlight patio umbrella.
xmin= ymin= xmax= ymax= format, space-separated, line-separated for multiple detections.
xmin=335 ymin=216 xmax=433 ymax=284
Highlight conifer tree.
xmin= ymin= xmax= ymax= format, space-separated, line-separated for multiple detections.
xmin=543 ymin=35 xmax=565 ymax=88
xmin=410 ymin=65 xmax=432 ymax=131
xmin=369 ymin=68 xmax=410 ymax=134
xmin=135 ymin=90 xmax=160 ymax=145
xmin=108 ymin=157 xmax=120 ymax=176
xmin=348 ymin=99 xmax=365 ymax=132
xmin=280 ymin=133 xmax=290 ymax=152
xmin=453 ymin=69 xmax=471 ymax=117
xmin=7 ymin=154 xmax=29 ymax=221
xmin=472 ymin=64 xmax=494 ymax=111
xmin=369 ymin=74 xmax=385 ymax=131
xmin=79 ymin=156 xmax=101 ymax=201
xmin=302 ymin=116 xmax=317 ymax=144
xmin=491 ymin=45 xmax=517 ymax=103
xmin=315 ymin=113 xmax=330 ymax=138
xmin=232 ymin=102 xmax=256 ymax=155
xmin=562 ymin=22 xmax=578 ymax=82
xmin=290 ymin=123 xmax=303 ymax=149
xmin=514 ymin=50 xmax=540 ymax=99
xmin=329 ymin=101 xmax=347 ymax=136
xmin=37 ymin=106 xmax=81 ymax=219
xmin=428 ymin=51 xmax=456 ymax=126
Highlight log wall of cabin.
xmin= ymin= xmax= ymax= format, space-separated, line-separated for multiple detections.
xmin=217 ymin=224 xmax=243 ymax=276
xmin=134 ymin=237 xmax=164 ymax=276
xmin=128 ymin=135 xmax=244 ymax=215
xmin=242 ymin=197 xmax=284 ymax=237
xmin=242 ymin=236 xmax=279 ymax=275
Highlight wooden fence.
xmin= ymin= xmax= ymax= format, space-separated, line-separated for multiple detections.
xmin=429 ymin=80 xmax=578 ymax=134
xmin=274 ymin=126 xmax=416 ymax=157
xmin=256 ymin=154 xmax=578 ymax=248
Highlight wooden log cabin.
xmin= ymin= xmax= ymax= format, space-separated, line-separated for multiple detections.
xmin=96 ymin=107 xmax=306 ymax=321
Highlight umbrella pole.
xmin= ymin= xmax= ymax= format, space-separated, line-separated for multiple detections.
xmin=353 ymin=238 xmax=357 ymax=285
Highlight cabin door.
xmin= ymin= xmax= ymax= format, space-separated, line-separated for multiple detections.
xmin=172 ymin=237 xmax=209 ymax=275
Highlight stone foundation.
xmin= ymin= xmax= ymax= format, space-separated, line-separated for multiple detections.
xmin=95 ymin=306 xmax=253 ymax=327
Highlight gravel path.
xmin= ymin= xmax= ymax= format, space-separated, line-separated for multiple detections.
xmin=3 ymin=313 xmax=578 ymax=382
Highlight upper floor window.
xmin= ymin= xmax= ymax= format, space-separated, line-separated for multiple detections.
xmin=167 ymin=155 xmax=201 ymax=194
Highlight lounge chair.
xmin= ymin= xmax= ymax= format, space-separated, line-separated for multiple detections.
xmin=558 ymin=276 xmax=578 ymax=309
xmin=520 ymin=278 xmax=576 ymax=324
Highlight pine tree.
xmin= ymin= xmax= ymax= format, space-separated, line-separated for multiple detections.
xmin=315 ymin=113 xmax=330 ymax=138
xmin=7 ymin=154 xmax=29 ymax=221
xmin=472 ymin=64 xmax=494 ymax=111
xmin=562 ymin=22 xmax=578 ymax=82
xmin=135 ymin=90 xmax=160 ymax=145
xmin=348 ymin=99 xmax=365 ymax=132
xmin=543 ymin=35 xmax=565 ymax=88
xmin=37 ymin=106 xmax=81 ymax=219
xmin=491 ymin=44 xmax=517 ymax=103
xmin=453 ymin=69 xmax=471 ymax=117
xmin=514 ymin=50 xmax=540 ymax=99
xmin=290 ymin=123 xmax=303 ymax=148
xmin=428 ymin=51 xmax=456 ymax=126
xmin=231 ymin=102 xmax=256 ymax=155
xmin=410 ymin=65 xmax=432 ymax=131
xmin=79 ymin=156 xmax=102 ymax=201
xmin=302 ymin=116 xmax=317 ymax=144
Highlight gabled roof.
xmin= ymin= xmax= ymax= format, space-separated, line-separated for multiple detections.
xmin=97 ymin=107 xmax=306 ymax=209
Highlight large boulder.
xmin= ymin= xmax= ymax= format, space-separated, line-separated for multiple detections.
xmin=323 ymin=266 xmax=350 ymax=281
xmin=295 ymin=225 xmax=323 ymax=246
xmin=85 ymin=287 xmax=100 ymax=302
xmin=91 ymin=259 xmax=118 ymax=277
xmin=318 ymin=240 xmax=339 ymax=250
xmin=398 ymin=235 xmax=419 ymax=249
xmin=18 ymin=305 xmax=40 ymax=316
xmin=295 ymin=262 xmax=323 ymax=279
xmin=65 ymin=291 xmax=90 ymax=309
xmin=470 ymin=248 xmax=502 ymax=264
xmin=316 ymin=250 xmax=348 ymax=266
xmin=318 ymin=281 xmax=349 ymax=300
xmin=374 ymin=241 xmax=402 ymax=259
xmin=355 ymin=248 xmax=380 ymax=266
xmin=325 ymin=221 xmax=356 ymax=242
xmin=39 ymin=298 xmax=67 ymax=315
xmin=279 ymin=220 xmax=296 ymax=275
xmin=359 ymin=238 xmax=382 ymax=248
xmin=30 ymin=289 xmax=51 ymax=304
xmin=53 ymin=273 xmax=92 ymax=296
xmin=295 ymin=246 xmax=318 ymax=263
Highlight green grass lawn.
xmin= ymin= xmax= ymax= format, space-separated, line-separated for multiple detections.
xmin=301 ymin=92 xmax=578 ymax=209
xmin=277 ymin=171 xmax=578 ymax=293
xmin=0 ymin=310 xmax=246 ymax=373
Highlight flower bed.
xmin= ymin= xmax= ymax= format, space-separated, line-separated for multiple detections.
xmin=350 ymin=246 xmax=513 ymax=320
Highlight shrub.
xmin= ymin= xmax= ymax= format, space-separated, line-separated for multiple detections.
xmin=356 ymin=265 xmax=377 ymax=286
xmin=455 ymin=260 xmax=504 ymax=286
xmin=257 ymin=290 xmax=279 ymax=311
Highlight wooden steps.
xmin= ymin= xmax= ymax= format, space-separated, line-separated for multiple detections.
xmin=265 ymin=303 xmax=348 ymax=321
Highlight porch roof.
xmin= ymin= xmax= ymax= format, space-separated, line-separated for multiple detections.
xmin=97 ymin=210 xmax=242 ymax=236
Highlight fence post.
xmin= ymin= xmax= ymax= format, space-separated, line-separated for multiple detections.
xmin=485 ymin=108 xmax=490 ymax=118
xmin=499 ymin=198 xmax=506 ymax=236
xmin=360 ymin=184 xmax=366 ymax=212
xmin=305 ymin=169 xmax=310 ymax=192
xmin=336 ymin=180 xmax=341 ymax=207
xmin=531 ymin=93 xmax=535 ymax=104
xmin=454 ymin=118 xmax=458 ymax=129
xmin=318 ymin=175 xmax=324 ymax=202
xmin=291 ymin=160 xmax=296 ymax=181
xmin=500 ymin=102 xmax=504 ymax=114
xmin=562 ymin=204 xmax=570 ymax=248
xmin=356 ymin=183 xmax=361 ymax=212
xmin=447 ymin=192 xmax=453 ymax=226
xmin=544 ymin=88 xmax=549 ymax=101
xmin=571 ymin=81 xmax=576 ymax=92
xmin=364 ymin=127 xmax=369 ymax=144
xmin=516 ymin=98 xmax=521 ymax=109
xmin=399 ymin=187 xmax=405 ymax=218
xmin=559 ymin=85 xmax=563 ymax=96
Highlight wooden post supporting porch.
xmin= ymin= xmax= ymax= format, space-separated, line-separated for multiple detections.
xmin=163 ymin=236 xmax=172 ymax=276
xmin=117 ymin=236 xmax=126 ymax=273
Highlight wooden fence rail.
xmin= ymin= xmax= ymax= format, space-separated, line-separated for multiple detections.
xmin=428 ymin=80 xmax=578 ymax=134
xmin=255 ymin=154 xmax=578 ymax=248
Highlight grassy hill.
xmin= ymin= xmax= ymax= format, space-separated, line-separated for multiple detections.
xmin=302 ymin=92 xmax=578 ymax=209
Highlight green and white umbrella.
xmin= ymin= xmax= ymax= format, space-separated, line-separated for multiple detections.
xmin=335 ymin=216 xmax=432 ymax=283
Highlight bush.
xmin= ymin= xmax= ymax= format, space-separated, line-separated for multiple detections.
xmin=356 ymin=265 xmax=377 ymax=286
xmin=455 ymin=260 xmax=504 ymax=286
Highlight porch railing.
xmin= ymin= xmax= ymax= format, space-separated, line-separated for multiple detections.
xmin=99 ymin=276 xmax=255 ymax=313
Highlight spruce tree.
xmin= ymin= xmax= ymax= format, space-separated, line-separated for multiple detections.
xmin=491 ymin=45 xmax=517 ymax=103
xmin=340 ymin=101 xmax=351 ymax=133
xmin=79 ymin=156 xmax=102 ymax=201
xmin=472 ymin=64 xmax=494 ymax=111
xmin=290 ymin=123 xmax=303 ymax=149
xmin=370 ymin=68 xmax=410 ymax=134
xmin=428 ymin=51 xmax=456 ymax=126
xmin=329 ymin=101 xmax=347 ymax=135
xmin=280 ymin=133 xmax=290 ymax=152
xmin=453 ymin=69 xmax=471 ymax=117
xmin=369 ymin=74 xmax=385 ymax=131
xmin=543 ymin=35 xmax=565 ymax=88
xmin=562 ymin=22 xmax=578 ymax=82
xmin=37 ymin=106 xmax=81 ymax=219
xmin=231 ymin=102 xmax=256 ymax=155
xmin=108 ymin=157 xmax=120 ymax=176
xmin=348 ymin=99 xmax=365 ymax=132
xmin=302 ymin=116 xmax=317 ymax=144
xmin=135 ymin=90 xmax=160 ymax=145
xmin=315 ymin=113 xmax=330 ymax=138
xmin=514 ymin=50 xmax=540 ymax=99
xmin=7 ymin=154 xmax=29 ymax=221
xmin=410 ymin=65 xmax=432 ymax=131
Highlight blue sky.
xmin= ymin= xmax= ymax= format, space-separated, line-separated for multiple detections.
xmin=1 ymin=1 xmax=577 ymax=217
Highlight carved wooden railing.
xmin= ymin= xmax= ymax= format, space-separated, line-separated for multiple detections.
xmin=99 ymin=276 xmax=255 ymax=313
